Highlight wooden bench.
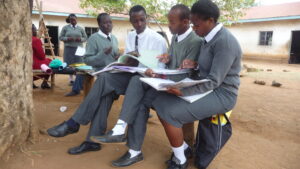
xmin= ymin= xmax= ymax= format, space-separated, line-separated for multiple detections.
xmin=33 ymin=69 xmax=55 ymax=87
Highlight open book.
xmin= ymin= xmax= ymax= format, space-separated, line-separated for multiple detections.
xmin=140 ymin=77 xmax=212 ymax=103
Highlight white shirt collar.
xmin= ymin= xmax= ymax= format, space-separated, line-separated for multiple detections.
xmin=70 ymin=24 xmax=78 ymax=28
xmin=204 ymin=23 xmax=223 ymax=43
xmin=176 ymin=27 xmax=192 ymax=42
xmin=98 ymin=29 xmax=111 ymax=39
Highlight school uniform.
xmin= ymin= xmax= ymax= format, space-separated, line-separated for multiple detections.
xmin=71 ymin=27 xmax=167 ymax=142
xmin=152 ymin=24 xmax=242 ymax=128
xmin=118 ymin=28 xmax=203 ymax=151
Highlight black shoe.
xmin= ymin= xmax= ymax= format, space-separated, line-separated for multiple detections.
xmin=68 ymin=141 xmax=101 ymax=155
xmin=47 ymin=121 xmax=79 ymax=137
xmin=41 ymin=81 xmax=51 ymax=89
xmin=90 ymin=130 xmax=126 ymax=144
xmin=33 ymin=83 xmax=38 ymax=89
xmin=65 ymin=91 xmax=79 ymax=97
xmin=166 ymin=156 xmax=188 ymax=169
xmin=112 ymin=151 xmax=143 ymax=167
xmin=166 ymin=147 xmax=193 ymax=164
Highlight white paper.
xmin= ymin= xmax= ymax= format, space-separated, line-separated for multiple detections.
xmin=75 ymin=46 xmax=86 ymax=56
xmin=179 ymin=90 xmax=213 ymax=103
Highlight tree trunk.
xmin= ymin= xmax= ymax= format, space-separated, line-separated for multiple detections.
xmin=0 ymin=0 xmax=38 ymax=159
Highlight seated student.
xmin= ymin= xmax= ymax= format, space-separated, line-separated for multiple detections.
xmin=47 ymin=5 xmax=167 ymax=155
xmin=32 ymin=24 xmax=52 ymax=89
xmin=150 ymin=0 xmax=242 ymax=169
xmin=91 ymin=4 xmax=203 ymax=167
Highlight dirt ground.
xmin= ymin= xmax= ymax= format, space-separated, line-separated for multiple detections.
xmin=1 ymin=60 xmax=300 ymax=169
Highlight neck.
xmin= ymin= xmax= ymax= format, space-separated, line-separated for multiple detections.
xmin=205 ymin=23 xmax=217 ymax=36
xmin=177 ymin=25 xmax=189 ymax=36
xmin=137 ymin=27 xmax=146 ymax=34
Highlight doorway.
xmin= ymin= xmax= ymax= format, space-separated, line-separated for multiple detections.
xmin=45 ymin=26 xmax=59 ymax=56
xmin=289 ymin=31 xmax=300 ymax=64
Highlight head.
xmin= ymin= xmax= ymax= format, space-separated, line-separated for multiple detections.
xmin=191 ymin=0 xmax=220 ymax=37
xmin=129 ymin=5 xmax=147 ymax=34
xmin=97 ymin=13 xmax=113 ymax=35
xmin=32 ymin=24 xmax=37 ymax=37
xmin=168 ymin=4 xmax=190 ymax=35
xmin=66 ymin=14 xmax=77 ymax=26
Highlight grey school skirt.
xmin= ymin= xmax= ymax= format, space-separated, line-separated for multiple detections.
xmin=63 ymin=46 xmax=83 ymax=65
xmin=152 ymin=87 xmax=237 ymax=128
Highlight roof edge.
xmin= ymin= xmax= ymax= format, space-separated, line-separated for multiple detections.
xmin=236 ymin=15 xmax=300 ymax=23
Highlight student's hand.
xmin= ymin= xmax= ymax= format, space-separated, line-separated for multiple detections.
xmin=166 ymin=87 xmax=183 ymax=96
xmin=104 ymin=46 xmax=112 ymax=55
xmin=67 ymin=37 xmax=74 ymax=41
xmin=145 ymin=68 xmax=158 ymax=77
xmin=157 ymin=54 xmax=170 ymax=64
xmin=75 ymin=37 xmax=81 ymax=42
xmin=180 ymin=59 xmax=198 ymax=69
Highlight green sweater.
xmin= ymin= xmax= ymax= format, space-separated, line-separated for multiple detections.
xmin=167 ymin=31 xmax=203 ymax=81
xmin=83 ymin=33 xmax=119 ymax=70
xmin=59 ymin=25 xmax=87 ymax=47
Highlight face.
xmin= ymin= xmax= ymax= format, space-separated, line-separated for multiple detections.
xmin=99 ymin=15 xmax=113 ymax=35
xmin=69 ymin=16 xmax=77 ymax=26
xmin=168 ymin=9 xmax=189 ymax=35
xmin=191 ymin=14 xmax=215 ymax=37
xmin=130 ymin=11 xmax=147 ymax=34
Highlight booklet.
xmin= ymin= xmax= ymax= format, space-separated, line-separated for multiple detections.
xmin=139 ymin=77 xmax=212 ymax=103
xmin=75 ymin=46 xmax=86 ymax=56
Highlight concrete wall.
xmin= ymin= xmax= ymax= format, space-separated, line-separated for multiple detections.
xmin=227 ymin=19 xmax=300 ymax=62
xmin=31 ymin=14 xmax=171 ymax=57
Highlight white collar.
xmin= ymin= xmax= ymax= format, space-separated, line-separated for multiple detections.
xmin=134 ymin=27 xmax=149 ymax=39
xmin=204 ymin=23 xmax=223 ymax=43
xmin=98 ymin=29 xmax=111 ymax=39
xmin=176 ymin=27 xmax=192 ymax=42
xmin=70 ymin=24 xmax=78 ymax=28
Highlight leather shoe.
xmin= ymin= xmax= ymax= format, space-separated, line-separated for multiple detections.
xmin=166 ymin=156 xmax=188 ymax=169
xmin=47 ymin=121 xmax=79 ymax=137
xmin=90 ymin=130 xmax=126 ymax=144
xmin=68 ymin=141 xmax=101 ymax=155
xmin=112 ymin=151 xmax=143 ymax=167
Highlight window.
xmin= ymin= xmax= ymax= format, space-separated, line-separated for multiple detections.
xmin=259 ymin=31 xmax=273 ymax=46
xmin=85 ymin=27 xmax=98 ymax=38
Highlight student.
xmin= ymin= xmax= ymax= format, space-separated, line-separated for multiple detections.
xmin=47 ymin=5 xmax=167 ymax=155
xmin=59 ymin=14 xmax=87 ymax=86
xmin=91 ymin=4 xmax=203 ymax=167
xmin=151 ymin=0 xmax=242 ymax=168
xmin=32 ymin=24 xmax=52 ymax=89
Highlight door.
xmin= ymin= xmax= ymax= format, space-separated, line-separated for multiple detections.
xmin=290 ymin=31 xmax=300 ymax=64
xmin=45 ymin=26 xmax=59 ymax=56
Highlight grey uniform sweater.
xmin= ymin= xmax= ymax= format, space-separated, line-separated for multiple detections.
xmin=181 ymin=27 xmax=242 ymax=96
xmin=59 ymin=25 xmax=87 ymax=47
xmin=167 ymin=31 xmax=203 ymax=81
xmin=83 ymin=33 xmax=119 ymax=70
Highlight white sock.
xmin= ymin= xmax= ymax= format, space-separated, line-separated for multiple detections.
xmin=129 ymin=149 xmax=141 ymax=158
xmin=112 ymin=119 xmax=127 ymax=136
xmin=183 ymin=141 xmax=189 ymax=150
xmin=171 ymin=144 xmax=186 ymax=164
xmin=69 ymin=75 xmax=73 ymax=82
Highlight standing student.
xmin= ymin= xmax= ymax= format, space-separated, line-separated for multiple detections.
xmin=59 ymin=14 xmax=87 ymax=86
xmin=151 ymin=0 xmax=242 ymax=169
xmin=47 ymin=5 xmax=167 ymax=155
xmin=91 ymin=4 xmax=203 ymax=167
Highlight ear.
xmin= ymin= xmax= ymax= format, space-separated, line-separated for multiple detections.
xmin=182 ymin=18 xmax=190 ymax=26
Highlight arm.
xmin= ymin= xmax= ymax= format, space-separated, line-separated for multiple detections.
xmin=32 ymin=38 xmax=46 ymax=60
xmin=59 ymin=26 xmax=68 ymax=42
xmin=180 ymin=39 xmax=237 ymax=96
xmin=80 ymin=27 xmax=87 ymax=42
xmin=156 ymin=38 xmax=168 ymax=68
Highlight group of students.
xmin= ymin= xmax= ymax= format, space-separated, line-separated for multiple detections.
xmin=47 ymin=0 xmax=242 ymax=169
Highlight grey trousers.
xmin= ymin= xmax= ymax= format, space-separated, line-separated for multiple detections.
xmin=72 ymin=72 xmax=134 ymax=142
xmin=118 ymin=75 xmax=159 ymax=150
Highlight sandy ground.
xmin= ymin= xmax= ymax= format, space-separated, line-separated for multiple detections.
xmin=1 ymin=60 xmax=300 ymax=169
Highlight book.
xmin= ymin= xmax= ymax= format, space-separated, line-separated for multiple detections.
xmin=75 ymin=46 xmax=86 ymax=56
xmin=139 ymin=77 xmax=212 ymax=103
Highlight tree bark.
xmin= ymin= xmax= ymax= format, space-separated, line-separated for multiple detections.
xmin=0 ymin=0 xmax=38 ymax=159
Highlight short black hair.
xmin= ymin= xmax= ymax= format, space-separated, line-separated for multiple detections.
xmin=97 ymin=13 xmax=110 ymax=24
xmin=129 ymin=5 xmax=147 ymax=17
xmin=66 ymin=13 xmax=77 ymax=23
xmin=191 ymin=0 xmax=220 ymax=22
xmin=170 ymin=4 xmax=190 ymax=20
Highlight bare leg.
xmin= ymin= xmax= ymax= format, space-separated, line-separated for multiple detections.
xmin=158 ymin=117 xmax=184 ymax=147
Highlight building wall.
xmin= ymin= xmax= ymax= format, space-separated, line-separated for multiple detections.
xmin=31 ymin=14 xmax=171 ymax=57
xmin=227 ymin=19 xmax=300 ymax=61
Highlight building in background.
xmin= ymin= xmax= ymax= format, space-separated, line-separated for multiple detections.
xmin=228 ymin=2 xmax=300 ymax=63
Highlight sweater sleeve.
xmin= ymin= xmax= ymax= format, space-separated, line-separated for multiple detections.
xmin=83 ymin=37 xmax=114 ymax=68
xmin=180 ymin=38 xmax=236 ymax=96
xmin=32 ymin=38 xmax=46 ymax=60
xmin=80 ymin=27 xmax=87 ymax=43
xmin=185 ymin=39 xmax=202 ymax=61
xmin=59 ymin=26 xmax=68 ymax=42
